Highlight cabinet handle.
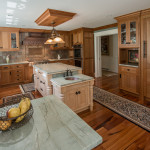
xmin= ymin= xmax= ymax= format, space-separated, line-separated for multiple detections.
xmin=40 ymin=88 xmax=43 ymax=91
xmin=10 ymin=71 xmax=11 ymax=75
xmin=4 ymin=67 xmax=8 ymax=69
xmin=127 ymin=69 xmax=130 ymax=71
xmin=43 ymin=82 xmax=45 ymax=85
xmin=126 ymin=42 xmax=130 ymax=44
xmin=143 ymin=41 xmax=147 ymax=58
xmin=120 ymin=74 xmax=121 ymax=78
xmin=40 ymin=81 xmax=42 ymax=83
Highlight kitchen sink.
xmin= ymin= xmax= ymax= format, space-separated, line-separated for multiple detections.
xmin=65 ymin=77 xmax=79 ymax=80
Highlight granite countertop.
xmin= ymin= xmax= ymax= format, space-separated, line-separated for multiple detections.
xmin=48 ymin=58 xmax=74 ymax=61
xmin=0 ymin=95 xmax=102 ymax=150
xmin=51 ymin=74 xmax=94 ymax=86
xmin=33 ymin=63 xmax=82 ymax=74
xmin=119 ymin=63 xmax=139 ymax=68
xmin=0 ymin=61 xmax=29 ymax=66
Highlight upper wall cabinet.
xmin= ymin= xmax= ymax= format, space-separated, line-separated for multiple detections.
xmin=57 ymin=32 xmax=70 ymax=48
xmin=0 ymin=30 xmax=19 ymax=51
xmin=72 ymin=30 xmax=83 ymax=45
xmin=115 ymin=12 xmax=140 ymax=48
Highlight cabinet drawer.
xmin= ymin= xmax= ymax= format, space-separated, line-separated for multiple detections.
xmin=121 ymin=67 xmax=138 ymax=74
xmin=1 ymin=65 xmax=12 ymax=70
xmin=13 ymin=64 xmax=24 ymax=69
xmin=15 ymin=69 xmax=23 ymax=74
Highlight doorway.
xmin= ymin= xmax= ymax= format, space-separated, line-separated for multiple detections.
xmin=94 ymin=28 xmax=118 ymax=77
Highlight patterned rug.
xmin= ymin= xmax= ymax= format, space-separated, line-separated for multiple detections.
xmin=93 ymin=86 xmax=150 ymax=132
xmin=19 ymin=83 xmax=35 ymax=93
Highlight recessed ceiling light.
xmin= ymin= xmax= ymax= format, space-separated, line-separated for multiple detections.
xmin=17 ymin=4 xmax=25 ymax=10
xmin=6 ymin=9 xmax=14 ymax=14
xmin=21 ymin=0 xmax=27 ymax=2
xmin=6 ymin=19 xmax=13 ymax=22
xmin=6 ymin=15 xmax=13 ymax=19
xmin=7 ymin=1 xmax=17 ymax=9
xmin=6 ymin=22 xmax=12 ymax=25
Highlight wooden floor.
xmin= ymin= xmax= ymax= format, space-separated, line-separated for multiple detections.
xmin=0 ymin=75 xmax=150 ymax=150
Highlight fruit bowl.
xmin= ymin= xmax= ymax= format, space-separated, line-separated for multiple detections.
xmin=0 ymin=97 xmax=33 ymax=131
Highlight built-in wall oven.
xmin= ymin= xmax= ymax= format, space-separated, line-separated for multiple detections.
xmin=73 ymin=44 xmax=83 ymax=68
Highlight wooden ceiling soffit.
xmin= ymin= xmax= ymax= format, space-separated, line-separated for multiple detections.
xmin=35 ymin=9 xmax=76 ymax=27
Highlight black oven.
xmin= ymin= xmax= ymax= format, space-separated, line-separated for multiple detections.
xmin=73 ymin=44 xmax=82 ymax=59
xmin=74 ymin=59 xmax=83 ymax=68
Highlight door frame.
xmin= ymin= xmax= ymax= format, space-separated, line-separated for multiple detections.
xmin=94 ymin=28 xmax=118 ymax=77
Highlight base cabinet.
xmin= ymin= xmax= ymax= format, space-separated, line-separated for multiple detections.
xmin=52 ymin=80 xmax=94 ymax=113
xmin=0 ymin=63 xmax=32 ymax=86
xmin=119 ymin=66 xmax=139 ymax=94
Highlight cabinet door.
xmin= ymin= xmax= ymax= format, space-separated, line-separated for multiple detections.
xmin=84 ymin=36 xmax=94 ymax=59
xmin=73 ymin=32 xmax=78 ymax=45
xmin=77 ymin=86 xmax=89 ymax=109
xmin=10 ymin=32 xmax=19 ymax=50
xmin=142 ymin=15 xmax=150 ymax=98
xmin=0 ymin=70 xmax=10 ymax=85
xmin=83 ymin=58 xmax=94 ymax=77
xmin=128 ymin=19 xmax=140 ymax=47
xmin=65 ymin=89 xmax=77 ymax=111
xmin=64 ymin=33 xmax=70 ymax=48
xmin=120 ymin=68 xmax=139 ymax=94
xmin=1 ymin=32 xmax=10 ymax=49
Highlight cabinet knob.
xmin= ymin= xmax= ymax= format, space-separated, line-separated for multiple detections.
xmin=75 ymin=92 xmax=78 ymax=95
xmin=127 ymin=69 xmax=130 ymax=71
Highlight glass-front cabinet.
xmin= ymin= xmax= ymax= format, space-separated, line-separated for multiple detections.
xmin=118 ymin=17 xmax=140 ymax=48
xmin=10 ymin=32 xmax=19 ymax=50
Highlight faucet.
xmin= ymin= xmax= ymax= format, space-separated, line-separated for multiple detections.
xmin=64 ymin=69 xmax=73 ymax=77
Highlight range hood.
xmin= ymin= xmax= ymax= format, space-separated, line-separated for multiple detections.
xmin=23 ymin=33 xmax=47 ymax=46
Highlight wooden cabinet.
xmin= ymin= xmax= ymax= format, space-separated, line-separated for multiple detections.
xmin=52 ymin=79 xmax=94 ymax=113
xmin=119 ymin=66 xmax=139 ymax=94
xmin=0 ymin=31 xmax=19 ymax=51
xmin=83 ymin=59 xmax=94 ymax=77
xmin=72 ymin=30 xmax=83 ymax=45
xmin=57 ymin=32 xmax=70 ymax=48
xmin=0 ymin=63 xmax=32 ymax=86
xmin=0 ymin=69 xmax=10 ymax=85
xmin=116 ymin=12 xmax=140 ymax=48
xmin=141 ymin=9 xmax=150 ymax=101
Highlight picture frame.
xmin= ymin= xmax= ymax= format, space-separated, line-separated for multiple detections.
xmin=101 ymin=36 xmax=109 ymax=55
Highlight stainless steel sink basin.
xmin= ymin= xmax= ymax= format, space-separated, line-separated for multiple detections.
xmin=65 ymin=77 xmax=79 ymax=80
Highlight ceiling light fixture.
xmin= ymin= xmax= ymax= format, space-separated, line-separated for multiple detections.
xmin=45 ymin=22 xmax=65 ymax=45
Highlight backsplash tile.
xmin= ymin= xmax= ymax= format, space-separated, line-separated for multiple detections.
xmin=0 ymin=32 xmax=71 ymax=64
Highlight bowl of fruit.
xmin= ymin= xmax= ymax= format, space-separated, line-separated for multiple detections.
xmin=0 ymin=97 xmax=33 ymax=131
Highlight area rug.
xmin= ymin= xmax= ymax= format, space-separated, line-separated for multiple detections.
xmin=102 ymin=70 xmax=118 ymax=77
xmin=93 ymin=86 xmax=150 ymax=132
xmin=2 ymin=93 xmax=35 ymax=104
xmin=19 ymin=83 xmax=35 ymax=93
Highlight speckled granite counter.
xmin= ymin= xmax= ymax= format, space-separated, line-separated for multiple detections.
xmin=33 ymin=63 xmax=81 ymax=74
xmin=51 ymin=74 xmax=94 ymax=86
xmin=0 ymin=61 xmax=29 ymax=66
xmin=0 ymin=95 xmax=102 ymax=150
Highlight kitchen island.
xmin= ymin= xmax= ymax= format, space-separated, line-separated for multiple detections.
xmin=0 ymin=95 xmax=102 ymax=150
xmin=33 ymin=63 xmax=82 ymax=96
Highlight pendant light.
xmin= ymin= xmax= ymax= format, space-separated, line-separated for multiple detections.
xmin=45 ymin=22 xmax=65 ymax=44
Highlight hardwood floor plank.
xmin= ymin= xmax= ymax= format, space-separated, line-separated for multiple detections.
xmin=0 ymin=75 xmax=149 ymax=150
